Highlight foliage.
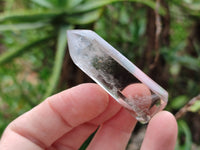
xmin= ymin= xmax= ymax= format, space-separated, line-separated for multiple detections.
xmin=0 ymin=0 xmax=200 ymax=149
xmin=175 ymin=120 xmax=192 ymax=150
xmin=169 ymin=95 xmax=188 ymax=110
xmin=189 ymin=100 xmax=200 ymax=113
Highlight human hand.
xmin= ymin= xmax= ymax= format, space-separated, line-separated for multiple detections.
xmin=0 ymin=83 xmax=177 ymax=150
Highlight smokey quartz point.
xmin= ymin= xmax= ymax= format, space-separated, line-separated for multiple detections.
xmin=67 ymin=30 xmax=168 ymax=123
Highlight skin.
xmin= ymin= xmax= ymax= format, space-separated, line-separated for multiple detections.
xmin=0 ymin=83 xmax=178 ymax=150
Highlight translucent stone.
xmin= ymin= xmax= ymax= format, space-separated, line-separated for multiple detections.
xmin=67 ymin=30 xmax=168 ymax=123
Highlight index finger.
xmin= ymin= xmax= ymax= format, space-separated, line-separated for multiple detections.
xmin=0 ymin=83 xmax=109 ymax=150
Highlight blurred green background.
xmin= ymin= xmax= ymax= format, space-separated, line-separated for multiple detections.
xmin=0 ymin=0 xmax=200 ymax=149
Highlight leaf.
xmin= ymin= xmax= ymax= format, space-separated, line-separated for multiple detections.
xmin=162 ymin=48 xmax=200 ymax=71
xmin=0 ymin=10 xmax=61 ymax=23
xmin=71 ymin=0 xmax=165 ymax=15
xmin=175 ymin=120 xmax=192 ymax=150
xmin=177 ymin=55 xmax=200 ymax=71
xmin=30 ymin=0 xmax=54 ymax=8
xmin=55 ymin=0 xmax=68 ymax=8
xmin=183 ymin=2 xmax=200 ymax=11
xmin=0 ymin=35 xmax=54 ymax=65
xmin=66 ymin=9 xmax=103 ymax=25
xmin=43 ymin=25 xmax=73 ymax=99
xmin=170 ymin=63 xmax=181 ymax=76
xmin=181 ymin=2 xmax=200 ymax=16
xmin=0 ymin=22 xmax=49 ymax=31
xmin=119 ymin=5 xmax=129 ymax=24
xmin=188 ymin=99 xmax=200 ymax=112
xmin=170 ymin=95 xmax=188 ymax=109
xmin=66 ymin=0 xmax=84 ymax=8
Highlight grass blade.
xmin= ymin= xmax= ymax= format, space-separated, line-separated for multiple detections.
xmin=0 ymin=35 xmax=54 ymax=65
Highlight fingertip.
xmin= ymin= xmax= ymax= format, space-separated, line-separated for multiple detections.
xmin=151 ymin=110 xmax=177 ymax=122
xmin=74 ymin=83 xmax=110 ymax=113
xmin=78 ymin=83 xmax=109 ymax=102
xmin=141 ymin=111 xmax=178 ymax=150
xmin=149 ymin=111 xmax=178 ymax=133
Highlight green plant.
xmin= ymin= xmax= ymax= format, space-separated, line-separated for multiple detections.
xmin=0 ymin=0 xmax=158 ymax=99
xmin=175 ymin=120 xmax=192 ymax=150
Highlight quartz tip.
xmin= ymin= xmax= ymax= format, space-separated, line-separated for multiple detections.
xmin=67 ymin=30 xmax=95 ymax=64
xmin=67 ymin=29 xmax=93 ymax=40
xmin=67 ymin=30 xmax=79 ymax=40
xmin=67 ymin=30 xmax=81 ymax=51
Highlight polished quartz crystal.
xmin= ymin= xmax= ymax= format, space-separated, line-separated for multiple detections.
xmin=67 ymin=30 xmax=168 ymax=123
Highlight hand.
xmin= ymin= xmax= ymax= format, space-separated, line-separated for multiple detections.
xmin=0 ymin=83 xmax=177 ymax=150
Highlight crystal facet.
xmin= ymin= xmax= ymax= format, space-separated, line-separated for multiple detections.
xmin=67 ymin=30 xmax=168 ymax=123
